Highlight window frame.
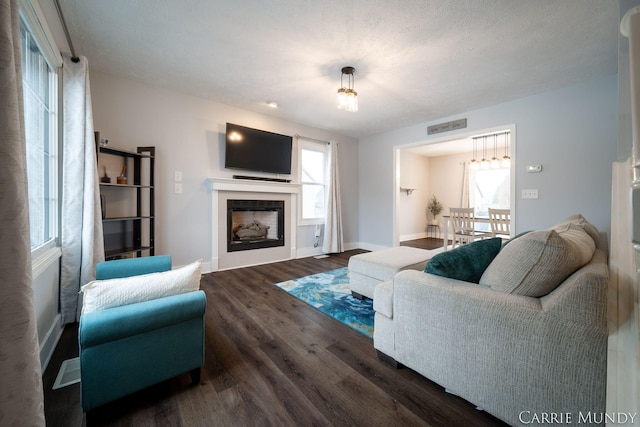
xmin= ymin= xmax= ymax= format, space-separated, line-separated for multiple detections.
xmin=19 ymin=0 xmax=63 ymax=265
xmin=298 ymin=140 xmax=328 ymax=226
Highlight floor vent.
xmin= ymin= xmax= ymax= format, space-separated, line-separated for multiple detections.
xmin=53 ymin=357 xmax=81 ymax=389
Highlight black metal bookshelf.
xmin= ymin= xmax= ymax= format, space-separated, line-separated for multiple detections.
xmin=97 ymin=145 xmax=155 ymax=260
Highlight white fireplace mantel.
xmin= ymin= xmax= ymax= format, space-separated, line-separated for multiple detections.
xmin=207 ymin=177 xmax=301 ymax=272
xmin=207 ymin=177 xmax=301 ymax=194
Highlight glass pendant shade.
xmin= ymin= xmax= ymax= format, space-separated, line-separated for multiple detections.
xmin=480 ymin=137 xmax=489 ymax=169
xmin=337 ymin=66 xmax=358 ymax=112
xmin=490 ymin=134 xmax=500 ymax=168
xmin=501 ymin=132 xmax=511 ymax=167
xmin=337 ymin=88 xmax=347 ymax=109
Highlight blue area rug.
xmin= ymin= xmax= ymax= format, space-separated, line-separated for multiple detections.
xmin=274 ymin=267 xmax=374 ymax=338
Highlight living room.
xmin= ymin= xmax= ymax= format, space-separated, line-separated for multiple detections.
xmin=2 ymin=0 xmax=639 ymax=426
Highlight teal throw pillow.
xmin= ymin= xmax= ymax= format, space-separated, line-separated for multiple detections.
xmin=425 ymin=238 xmax=503 ymax=283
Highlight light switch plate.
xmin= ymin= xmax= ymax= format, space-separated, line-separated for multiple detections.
xmin=522 ymin=189 xmax=538 ymax=199
xmin=174 ymin=170 xmax=182 ymax=182
xmin=174 ymin=183 xmax=183 ymax=194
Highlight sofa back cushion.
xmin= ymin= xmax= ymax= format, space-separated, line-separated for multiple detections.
xmin=425 ymin=237 xmax=502 ymax=283
xmin=479 ymin=226 xmax=595 ymax=297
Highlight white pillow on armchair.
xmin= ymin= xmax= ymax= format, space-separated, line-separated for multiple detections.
xmin=81 ymin=259 xmax=202 ymax=314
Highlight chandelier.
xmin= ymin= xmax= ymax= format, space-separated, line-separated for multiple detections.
xmin=470 ymin=131 xmax=510 ymax=170
xmin=337 ymin=66 xmax=358 ymax=112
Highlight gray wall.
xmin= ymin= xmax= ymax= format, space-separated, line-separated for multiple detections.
xmin=359 ymin=75 xmax=618 ymax=248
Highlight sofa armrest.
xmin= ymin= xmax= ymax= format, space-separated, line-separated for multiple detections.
xmin=95 ymin=255 xmax=172 ymax=280
xmin=79 ymin=290 xmax=206 ymax=348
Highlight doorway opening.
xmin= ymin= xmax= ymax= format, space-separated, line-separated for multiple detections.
xmin=393 ymin=125 xmax=516 ymax=247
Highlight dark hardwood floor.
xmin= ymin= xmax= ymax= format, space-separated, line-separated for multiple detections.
xmin=43 ymin=249 xmax=506 ymax=426
xmin=400 ymin=237 xmax=445 ymax=250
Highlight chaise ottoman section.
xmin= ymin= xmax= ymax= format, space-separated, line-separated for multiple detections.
xmin=348 ymin=246 xmax=443 ymax=299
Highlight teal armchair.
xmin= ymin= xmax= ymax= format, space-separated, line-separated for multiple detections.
xmin=79 ymin=255 xmax=206 ymax=412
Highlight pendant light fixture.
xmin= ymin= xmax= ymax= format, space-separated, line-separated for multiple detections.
xmin=480 ymin=136 xmax=490 ymax=169
xmin=470 ymin=137 xmax=479 ymax=170
xmin=337 ymin=66 xmax=358 ymax=112
xmin=501 ymin=132 xmax=511 ymax=167
xmin=469 ymin=131 xmax=511 ymax=169
xmin=490 ymin=133 xmax=501 ymax=169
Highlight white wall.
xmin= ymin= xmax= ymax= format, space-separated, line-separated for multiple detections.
xmin=428 ymin=152 xmax=470 ymax=218
xmin=90 ymin=71 xmax=359 ymax=269
xmin=359 ymin=75 xmax=617 ymax=248
xmin=397 ymin=151 xmax=430 ymax=240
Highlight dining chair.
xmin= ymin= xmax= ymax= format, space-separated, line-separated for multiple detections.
xmin=449 ymin=207 xmax=491 ymax=248
xmin=488 ymin=208 xmax=511 ymax=240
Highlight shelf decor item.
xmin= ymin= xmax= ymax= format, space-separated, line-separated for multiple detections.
xmin=116 ymin=164 xmax=127 ymax=184
xmin=100 ymin=166 xmax=111 ymax=183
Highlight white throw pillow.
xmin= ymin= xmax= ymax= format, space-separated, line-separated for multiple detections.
xmin=81 ymin=259 xmax=202 ymax=314
xmin=552 ymin=213 xmax=601 ymax=245
xmin=551 ymin=222 xmax=596 ymax=266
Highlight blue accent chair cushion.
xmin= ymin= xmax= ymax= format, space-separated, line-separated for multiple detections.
xmin=79 ymin=256 xmax=206 ymax=412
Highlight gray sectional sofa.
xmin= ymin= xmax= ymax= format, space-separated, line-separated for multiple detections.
xmin=372 ymin=215 xmax=609 ymax=427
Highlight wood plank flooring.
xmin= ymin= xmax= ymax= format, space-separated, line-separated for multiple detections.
xmin=43 ymin=249 xmax=506 ymax=426
xmin=400 ymin=237 xmax=446 ymax=250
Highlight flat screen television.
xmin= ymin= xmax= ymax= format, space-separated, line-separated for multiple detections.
xmin=224 ymin=123 xmax=292 ymax=175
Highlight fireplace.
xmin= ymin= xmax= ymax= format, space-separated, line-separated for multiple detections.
xmin=227 ymin=199 xmax=285 ymax=252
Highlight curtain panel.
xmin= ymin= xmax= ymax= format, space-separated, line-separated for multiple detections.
xmin=322 ymin=141 xmax=344 ymax=253
xmin=60 ymin=55 xmax=104 ymax=323
xmin=0 ymin=0 xmax=46 ymax=424
xmin=460 ymin=162 xmax=469 ymax=208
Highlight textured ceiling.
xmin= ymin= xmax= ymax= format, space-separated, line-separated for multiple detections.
xmin=55 ymin=0 xmax=619 ymax=138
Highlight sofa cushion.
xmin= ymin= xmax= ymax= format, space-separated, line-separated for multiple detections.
xmin=425 ymin=237 xmax=502 ymax=283
xmin=349 ymin=246 xmax=440 ymax=282
xmin=81 ymin=259 xmax=202 ymax=314
xmin=552 ymin=213 xmax=601 ymax=247
xmin=480 ymin=227 xmax=594 ymax=297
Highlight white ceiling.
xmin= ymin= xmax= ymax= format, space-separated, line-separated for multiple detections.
xmin=53 ymin=0 xmax=619 ymax=139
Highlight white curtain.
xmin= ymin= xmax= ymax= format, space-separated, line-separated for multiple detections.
xmin=460 ymin=162 xmax=470 ymax=208
xmin=60 ymin=55 xmax=104 ymax=324
xmin=0 ymin=0 xmax=45 ymax=424
xmin=322 ymin=141 xmax=344 ymax=253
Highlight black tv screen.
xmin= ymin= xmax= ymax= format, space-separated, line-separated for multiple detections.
xmin=224 ymin=123 xmax=292 ymax=175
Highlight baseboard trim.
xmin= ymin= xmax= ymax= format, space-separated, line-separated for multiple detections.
xmin=296 ymin=246 xmax=325 ymax=258
xmin=399 ymin=232 xmax=427 ymax=242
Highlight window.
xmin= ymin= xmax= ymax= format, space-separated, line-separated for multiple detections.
xmin=20 ymin=13 xmax=60 ymax=257
xmin=300 ymin=141 xmax=327 ymax=224
xmin=469 ymin=167 xmax=510 ymax=231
